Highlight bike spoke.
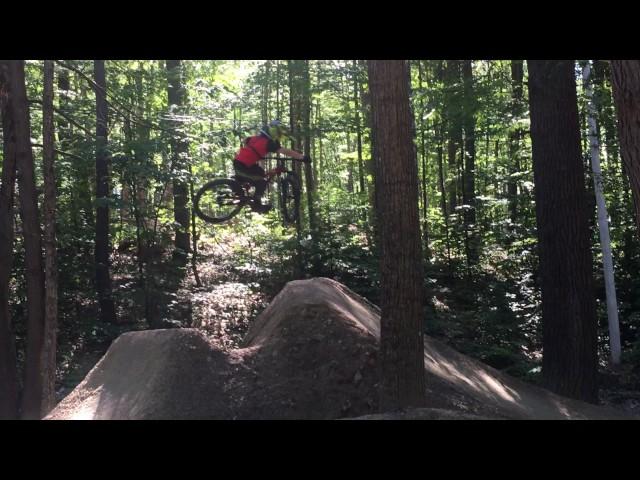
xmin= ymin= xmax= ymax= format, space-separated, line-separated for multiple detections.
xmin=281 ymin=178 xmax=300 ymax=224
xmin=196 ymin=182 xmax=244 ymax=222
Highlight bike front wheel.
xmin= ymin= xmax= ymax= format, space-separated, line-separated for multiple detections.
xmin=280 ymin=174 xmax=301 ymax=225
xmin=194 ymin=179 xmax=246 ymax=224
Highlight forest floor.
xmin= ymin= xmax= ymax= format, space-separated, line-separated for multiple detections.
xmin=55 ymin=231 xmax=275 ymax=402
xmin=49 ymin=277 xmax=636 ymax=419
xmin=53 ymin=230 xmax=640 ymax=418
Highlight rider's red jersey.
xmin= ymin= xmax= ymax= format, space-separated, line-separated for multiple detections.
xmin=235 ymin=135 xmax=280 ymax=167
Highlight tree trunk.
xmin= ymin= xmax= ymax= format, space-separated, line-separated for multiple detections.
xmin=353 ymin=60 xmax=365 ymax=195
xmin=302 ymin=61 xmax=317 ymax=236
xmin=261 ymin=60 xmax=270 ymax=126
xmin=359 ymin=65 xmax=378 ymax=248
xmin=462 ymin=60 xmax=478 ymax=266
xmin=610 ymin=60 xmax=640 ymax=240
xmin=417 ymin=61 xmax=431 ymax=258
xmin=445 ymin=60 xmax=462 ymax=214
xmin=189 ymin=165 xmax=202 ymax=288
xmin=166 ymin=60 xmax=191 ymax=254
xmin=313 ymin=97 xmax=320 ymax=184
xmin=288 ymin=60 xmax=305 ymax=276
xmin=368 ymin=60 xmax=425 ymax=411
xmin=94 ymin=60 xmax=117 ymax=325
xmin=592 ymin=60 xmax=619 ymax=179
xmin=437 ymin=122 xmax=451 ymax=264
xmin=0 ymin=62 xmax=20 ymax=419
xmin=56 ymin=67 xmax=82 ymax=234
xmin=508 ymin=60 xmax=524 ymax=225
xmin=42 ymin=60 xmax=58 ymax=413
xmin=528 ymin=60 xmax=598 ymax=403
xmin=582 ymin=62 xmax=622 ymax=366
xmin=346 ymin=129 xmax=354 ymax=194
xmin=133 ymin=69 xmax=150 ymax=232
xmin=3 ymin=61 xmax=47 ymax=419
xmin=275 ymin=61 xmax=282 ymax=120
xmin=434 ymin=62 xmax=452 ymax=264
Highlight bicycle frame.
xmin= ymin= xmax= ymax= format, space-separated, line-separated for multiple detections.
xmin=193 ymin=157 xmax=305 ymax=224
xmin=263 ymin=157 xmax=297 ymax=181
xmin=265 ymin=164 xmax=289 ymax=181
xmin=235 ymin=157 xmax=299 ymax=190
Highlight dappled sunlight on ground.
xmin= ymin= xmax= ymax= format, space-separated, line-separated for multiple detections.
xmin=68 ymin=394 xmax=100 ymax=420
xmin=424 ymin=350 xmax=521 ymax=405
xmin=192 ymin=282 xmax=267 ymax=349
xmin=50 ymin=276 xmax=630 ymax=420
xmin=184 ymin=238 xmax=270 ymax=349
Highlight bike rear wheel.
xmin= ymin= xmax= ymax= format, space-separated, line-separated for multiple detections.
xmin=280 ymin=174 xmax=300 ymax=225
xmin=194 ymin=179 xmax=246 ymax=224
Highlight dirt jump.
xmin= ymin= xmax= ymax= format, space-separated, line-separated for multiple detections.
xmin=47 ymin=277 xmax=632 ymax=420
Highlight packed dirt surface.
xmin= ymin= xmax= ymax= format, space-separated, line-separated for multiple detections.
xmin=350 ymin=408 xmax=490 ymax=420
xmin=47 ymin=277 xmax=634 ymax=420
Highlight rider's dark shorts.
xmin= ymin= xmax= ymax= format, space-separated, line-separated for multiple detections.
xmin=233 ymin=160 xmax=265 ymax=182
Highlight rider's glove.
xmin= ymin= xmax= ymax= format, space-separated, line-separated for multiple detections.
xmin=302 ymin=155 xmax=312 ymax=163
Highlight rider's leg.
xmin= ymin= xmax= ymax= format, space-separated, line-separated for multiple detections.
xmin=249 ymin=171 xmax=270 ymax=212
xmin=233 ymin=161 xmax=270 ymax=212
xmin=252 ymin=174 xmax=267 ymax=200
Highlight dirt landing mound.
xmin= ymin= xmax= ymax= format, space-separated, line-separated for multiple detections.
xmin=46 ymin=329 xmax=240 ymax=419
xmin=350 ymin=408 xmax=490 ymax=420
xmin=47 ymin=277 xmax=630 ymax=419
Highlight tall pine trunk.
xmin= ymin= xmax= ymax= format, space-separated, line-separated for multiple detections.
xmin=94 ymin=60 xmax=117 ymax=324
xmin=189 ymin=165 xmax=202 ymax=288
xmin=353 ymin=60 xmax=365 ymax=195
xmin=417 ymin=61 xmax=431 ymax=258
xmin=288 ymin=60 xmax=305 ymax=276
xmin=0 ymin=62 xmax=20 ymax=419
xmin=528 ymin=60 xmax=598 ymax=403
xmin=42 ymin=60 xmax=58 ymax=413
xmin=360 ymin=61 xmax=379 ymax=248
xmin=462 ymin=60 xmax=478 ymax=266
xmin=583 ymin=62 xmax=622 ymax=366
xmin=508 ymin=60 xmax=524 ymax=225
xmin=437 ymin=121 xmax=451 ymax=264
xmin=368 ymin=60 xmax=425 ymax=411
xmin=610 ymin=60 xmax=640 ymax=240
xmin=302 ymin=61 xmax=316 ymax=238
xmin=5 ymin=60 xmax=47 ymax=419
xmin=166 ymin=60 xmax=191 ymax=255
xmin=445 ymin=60 xmax=462 ymax=215
xmin=434 ymin=62 xmax=452 ymax=265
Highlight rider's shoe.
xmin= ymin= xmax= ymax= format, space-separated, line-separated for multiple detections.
xmin=251 ymin=202 xmax=272 ymax=214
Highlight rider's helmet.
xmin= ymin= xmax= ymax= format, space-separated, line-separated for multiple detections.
xmin=261 ymin=120 xmax=291 ymax=142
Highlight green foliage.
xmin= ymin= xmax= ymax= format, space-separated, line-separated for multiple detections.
xmin=3 ymin=58 xmax=640 ymax=396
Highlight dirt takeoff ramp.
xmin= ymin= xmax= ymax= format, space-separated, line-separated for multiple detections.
xmin=47 ymin=278 xmax=629 ymax=419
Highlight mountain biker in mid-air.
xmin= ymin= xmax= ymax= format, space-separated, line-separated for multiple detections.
xmin=234 ymin=120 xmax=310 ymax=213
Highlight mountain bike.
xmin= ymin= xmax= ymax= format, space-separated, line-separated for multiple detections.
xmin=193 ymin=157 xmax=306 ymax=225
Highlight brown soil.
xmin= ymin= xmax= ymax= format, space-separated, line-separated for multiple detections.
xmin=47 ymin=277 xmax=635 ymax=420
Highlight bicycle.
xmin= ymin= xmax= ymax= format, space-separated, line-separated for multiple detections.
xmin=193 ymin=157 xmax=307 ymax=225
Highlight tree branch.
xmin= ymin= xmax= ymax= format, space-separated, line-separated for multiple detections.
xmin=29 ymin=98 xmax=93 ymax=136
xmin=54 ymin=60 xmax=181 ymax=136
xmin=54 ymin=60 xmax=238 ymax=143
xmin=31 ymin=143 xmax=87 ymax=162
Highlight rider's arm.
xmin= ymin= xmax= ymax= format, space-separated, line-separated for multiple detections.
xmin=276 ymin=147 xmax=305 ymax=160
